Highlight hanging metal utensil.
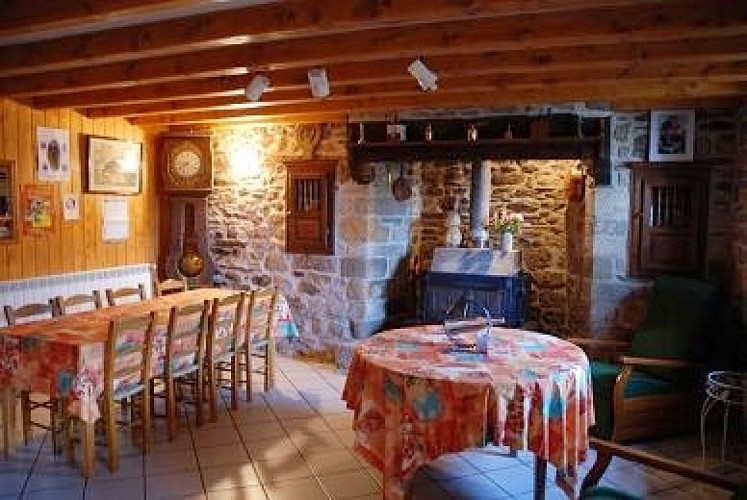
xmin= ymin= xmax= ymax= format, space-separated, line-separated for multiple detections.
xmin=392 ymin=163 xmax=412 ymax=202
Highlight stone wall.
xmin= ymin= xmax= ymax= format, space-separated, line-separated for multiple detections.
xmin=203 ymin=108 xmax=740 ymax=358
xmin=590 ymin=109 xmax=739 ymax=339
xmin=207 ymin=123 xmax=420 ymax=356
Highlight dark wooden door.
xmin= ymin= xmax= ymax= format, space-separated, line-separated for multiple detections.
xmin=630 ymin=165 xmax=709 ymax=277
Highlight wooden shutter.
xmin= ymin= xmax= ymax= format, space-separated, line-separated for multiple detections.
xmin=285 ymin=160 xmax=336 ymax=255
xmin=630 ymin=164 xmax=708 ymax=277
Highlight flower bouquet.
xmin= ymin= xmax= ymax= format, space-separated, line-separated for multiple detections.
xmin=494 ymin=210 xmax=523 ymax=234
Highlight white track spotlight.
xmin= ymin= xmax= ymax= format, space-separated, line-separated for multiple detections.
xmin=408 ymin=58 xmax=438 ymax=92
xmin=308 ymin=68 xmax=330 ymax=98
xmin=245 ymin=74 xmax=270 ymax=102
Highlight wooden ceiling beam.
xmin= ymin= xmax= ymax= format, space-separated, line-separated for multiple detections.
xmin=4 ymin=12 xmax=747 ymax=101
xmin=0 ymin=0 xmax=205 ymax=38
xmin=84 ymin=63 xmax=747 ymax=119
xmin=0 ymin=0 xmax=664 ymax=77
xmin=28 ymin=38 xmax=747 ymax=109
xmin=128 ymin=81 xmax=747 ymax=126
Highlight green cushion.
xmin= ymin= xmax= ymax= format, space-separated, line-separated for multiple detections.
xmin=580 ymin=485 xmax=642 ymax=500
xmin=629 ymin=277 xmax=717 ymax=381
xmin=590 ymin=361 xmax=675 ymax=439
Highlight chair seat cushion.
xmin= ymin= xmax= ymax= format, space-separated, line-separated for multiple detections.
xmin=590 ymin=361 xmax=676 ymax=439
xmin=580 ymin=485 xmax=641 ymax=500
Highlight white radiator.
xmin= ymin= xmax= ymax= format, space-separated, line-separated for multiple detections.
xmin=0 ymin=263 xmax=154 ymax=326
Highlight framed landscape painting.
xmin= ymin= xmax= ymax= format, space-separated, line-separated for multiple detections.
xmin=86 ymin=136 xmax=142 ymax=194
xmin=648 ymin=110 xmax=695 ymax=162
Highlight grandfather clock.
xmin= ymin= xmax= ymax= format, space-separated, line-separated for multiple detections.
xmin=158 ymin=133 xmax=214 ymax=286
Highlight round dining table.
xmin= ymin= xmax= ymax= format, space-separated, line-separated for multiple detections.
xmin=342 ymin=324 xmax=595 ymax=499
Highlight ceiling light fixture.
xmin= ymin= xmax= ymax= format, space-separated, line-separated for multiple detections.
xmin=408 ymin=58 xmax=438 ymax=92
xmin=245 ymin=74 xmax=270 ymax=102
xmin=308 ymin=68 xmax=330 ymax=98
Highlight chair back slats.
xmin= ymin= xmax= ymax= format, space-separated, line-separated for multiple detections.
xmin=246 ymin=288 xmax=278 ymax=346
xmin=4 ymin=301 xmax=56 ymax=324
xmin=164 ymin=300 xmax=208 ymax=377
xmin=154 ymin=279 xmax=187 ymax=297
xmin=54 ymin=291 xmax=102 ymax=315
xmin=105 ymin=312 xmax=155 ymax=400
xmin=105 ymin=284 xmax=147 ymax=307
xmin=207 ymin=293 xmax=245 ymax=360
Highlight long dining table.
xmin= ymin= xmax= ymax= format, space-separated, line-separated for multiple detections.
xmin=0 ymin=288 xmax=298 ymax=476
xmin=342 ymin=324 xmax=595 ymax=499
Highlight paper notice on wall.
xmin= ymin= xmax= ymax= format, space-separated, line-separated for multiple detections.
xmin=102 ymin=197 xmax=128 ymax=241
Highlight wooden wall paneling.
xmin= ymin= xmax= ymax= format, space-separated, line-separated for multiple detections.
xmin=2 ymin=101 xmax=20 ymax=279
xmin=58 ymin=108 xmax=73 ymax=273
xmin=69 ymin=109 xmax=84 ymax=272
xmin=113 ymin=118 xmax=126 ymax=267
xmin=81 ymin=113 xmax=99 ymax=271
xmin=18 ymin=105 xmax=36 ymax=278
xmin=45 ymin=108 xmax=63 ymax=274
xmin=0 ymin=99 xmax=156 ymax=281
xmin=0 ymin=102 xmax=5 ymax=281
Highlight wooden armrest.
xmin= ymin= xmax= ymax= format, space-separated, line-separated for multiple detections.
xmin=567 ymin=337 xmax=630 ymax=348
xmin=589 ymin=437 xmax=740 ymax=492
xmin=619 ymin=356 xmax=703 ymax=369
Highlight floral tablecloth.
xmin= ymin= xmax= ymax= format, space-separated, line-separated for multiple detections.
xmin=0 ymin=288 xmax=298 ymax=423
xmin=341 ymin=325 xmax=594 ymax=499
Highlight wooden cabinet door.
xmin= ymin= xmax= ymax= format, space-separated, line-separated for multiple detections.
xmin=285 ymin=160 xmax=336 ymax=255
xmin=630 ymin=166 xmax=708 ymax=277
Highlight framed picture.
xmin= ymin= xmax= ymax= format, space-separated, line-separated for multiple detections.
xmin=648 ymin=110 xmax=695 ymax=162
xmin=62 ymin=193 xmax=80 ymax=221
xmin=21 ymin=184 xmax=57 ymax=236
xmin=37 ymin=127 xmax=70 ymax=182
xmin=86 ymin=135 xmax=142 ymax=194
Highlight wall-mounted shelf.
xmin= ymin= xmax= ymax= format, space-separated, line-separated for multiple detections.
xmin=348 ymin=115 xmax=611 ymax=185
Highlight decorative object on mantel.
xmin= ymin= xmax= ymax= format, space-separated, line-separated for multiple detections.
xmin=445 ymin=207 xmax=462 ymax=247
xmin=648 ymin=109 xmax=695 ymax=162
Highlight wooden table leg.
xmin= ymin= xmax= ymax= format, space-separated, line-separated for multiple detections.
xmin=534 ymin=456 xmax=547 ymax=500
xmin=80 ymin=420 xmax=95 ymax=478
xmin=1 ymin=387 xmax=14 ymax=456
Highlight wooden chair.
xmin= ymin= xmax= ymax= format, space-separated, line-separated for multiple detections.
xmin=240 ymin=287 xmax=278 ymax=400
xmin=105 ymin=284 xmax=147 ymax=307
xmin=53 ymin=291 xmax=102 ymax=315
xmin=150 ymin=265 xmax=187 ymax=297
xmin=581 ymin=437 xmax=746 ymax=499
xmin=204 ymin=292 xmax=245 ymax=422
xmin=569 ymin=276 xmax=720 ymax=485
xmin=3 ymin=301 xmax=65 ymax=453
xmin=153 ymin=301 xmax=208 ymax=440
xmin=67 ymin=311 xmax=155 ymax=472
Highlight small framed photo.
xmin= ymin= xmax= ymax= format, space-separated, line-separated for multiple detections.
xmin=62 ymin=193 xmax=80 ymax=221
xmin=86 ymin=136 xmax=142 ymax=194
xmin=648 ymin=110 xmax=695 ymax=162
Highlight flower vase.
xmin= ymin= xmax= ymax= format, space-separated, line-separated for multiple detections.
xmin=500 ymin=232 xmax=514 ymax=252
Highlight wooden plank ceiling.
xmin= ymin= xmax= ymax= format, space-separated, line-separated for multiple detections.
xmin=1 ymin=0 xmax=746 ymax=127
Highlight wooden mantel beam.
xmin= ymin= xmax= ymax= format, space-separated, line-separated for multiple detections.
xmin=1 ymin=1 xmax=746 ymax=98
xmin=0 ymin=0 xmax=664 ymax=77
xmin=128 ymin=81 xmax=746 ymax=126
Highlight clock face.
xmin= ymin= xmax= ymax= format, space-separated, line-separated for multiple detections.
xmin=161 ymin=134 xmax=213 ymax=193
xmin=173 ymin=150 xmax=201 ymax=179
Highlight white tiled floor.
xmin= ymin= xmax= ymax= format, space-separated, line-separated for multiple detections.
xmin=1 ymin=355 xmax=745 ymax=499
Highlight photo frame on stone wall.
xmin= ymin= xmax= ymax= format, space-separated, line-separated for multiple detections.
xmin=648 ymin=110 xmax=695 ymax=162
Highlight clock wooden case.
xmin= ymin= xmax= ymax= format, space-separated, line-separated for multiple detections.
xmin=160 ymin=133 xmax=213 ymax=193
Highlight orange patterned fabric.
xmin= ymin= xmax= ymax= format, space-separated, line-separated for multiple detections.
xmin=0 ymin=289 xmax=297 ymax=423
xmin=342 ymin=325 xmax=594 ymax=499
